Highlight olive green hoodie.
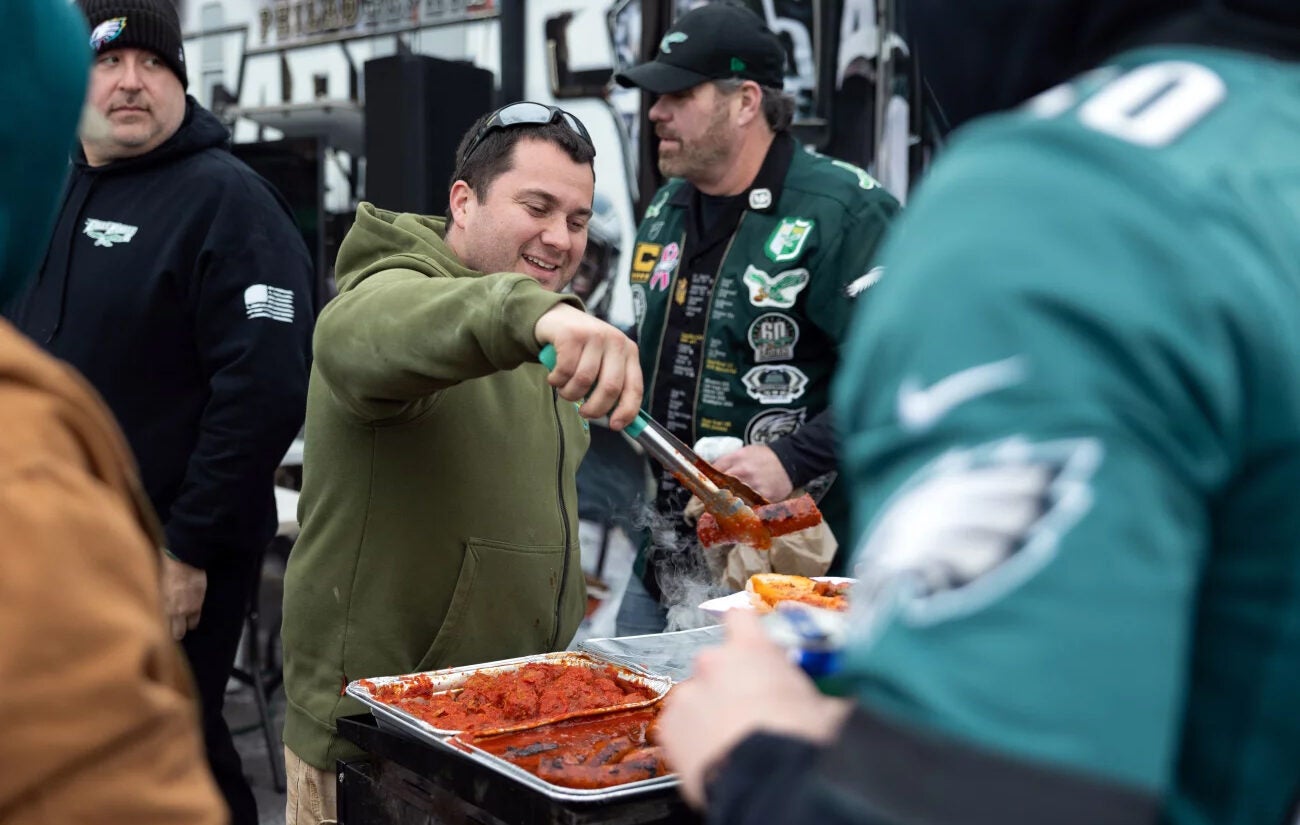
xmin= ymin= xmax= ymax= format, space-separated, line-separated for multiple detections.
xmin=282 ymin=204 xmax=589 ymax=769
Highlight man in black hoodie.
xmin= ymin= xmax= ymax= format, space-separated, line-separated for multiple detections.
xmin=4 ymin=1 xmax=314 ymax=822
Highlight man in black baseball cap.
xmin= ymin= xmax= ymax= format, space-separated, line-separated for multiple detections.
xmin=607 ymin=0 xmax=901 ymax=640
xmin=617 ymin=1 xmax=792 ymax=187
xmin=615 ymin=1 xmax=785 ymax=95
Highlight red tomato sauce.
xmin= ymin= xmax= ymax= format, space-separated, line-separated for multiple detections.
xmin=359 ymin=663 xmax=658 ymax=733
xmin=697 ymin=493 xmax=823 ymax=547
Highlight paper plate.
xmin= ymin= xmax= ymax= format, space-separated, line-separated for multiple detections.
xmin=698 ymin=576 xmax=856 ymax=619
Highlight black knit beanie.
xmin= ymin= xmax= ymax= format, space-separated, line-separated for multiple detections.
xmin=78 ymin=0 xmax=188 ymax=88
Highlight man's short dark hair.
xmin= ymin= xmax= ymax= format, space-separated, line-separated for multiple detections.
xmin=447 ymin=116 xmax=596 ymax=219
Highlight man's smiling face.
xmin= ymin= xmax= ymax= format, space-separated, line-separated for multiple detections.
xmin=450 ymin=137 xmax=595 ymax=292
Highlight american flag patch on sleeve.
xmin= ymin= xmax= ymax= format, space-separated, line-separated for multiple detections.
xmin=244 ymin=284 xmax=295 ymax=323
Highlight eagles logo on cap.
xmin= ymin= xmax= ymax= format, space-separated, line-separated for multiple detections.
xmin=614 ymin=2 xmax=786 ymax=95
xmin=660 ymin=32 xmax=688 ymax=54
xmin=77 ymin=0 xmax=190 ymax=86
xmin=90 ymin=16 xmax=127 ymax=51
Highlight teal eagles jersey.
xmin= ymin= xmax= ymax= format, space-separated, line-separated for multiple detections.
xmin=833 ymin=47 xmax=1300 ymax=823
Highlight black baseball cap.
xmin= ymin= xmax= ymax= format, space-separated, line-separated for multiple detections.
xmin=615 ymin=2 xmax=786 ymax=95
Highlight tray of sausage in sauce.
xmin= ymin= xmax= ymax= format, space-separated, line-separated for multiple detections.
xmin=453 ymin=699 xmax=677 ymax=802
xmin=346 ymin=651 xmax=678 ymax=801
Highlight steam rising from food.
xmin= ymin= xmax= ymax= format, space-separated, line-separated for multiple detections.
xmin=631 ymin=502 xmax=728 ymax=632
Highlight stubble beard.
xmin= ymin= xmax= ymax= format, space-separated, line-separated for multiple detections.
xmin=657 ymin=110 xmax=734 ymax=183
xmin=658 ymin=139 xmax=730 ymax=181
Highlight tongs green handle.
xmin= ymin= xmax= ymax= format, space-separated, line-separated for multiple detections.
xmin=538 ymin=344 xmax=767 ymax=505
xmin=539 ymin=344 xmax=772 ymax=547
xmin=538 ymin=344 xmax=648 ymax=434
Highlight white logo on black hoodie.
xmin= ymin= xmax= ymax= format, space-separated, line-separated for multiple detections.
xmin=83 ymin=218 xmax=138 ymax=248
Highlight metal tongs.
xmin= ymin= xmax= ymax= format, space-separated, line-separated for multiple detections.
xmin=539 ymin=345 xmax=773 ymax=548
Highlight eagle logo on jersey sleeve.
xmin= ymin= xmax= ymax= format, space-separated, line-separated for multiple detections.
xmin=848 ymin=437 xmax=1102 ymax=645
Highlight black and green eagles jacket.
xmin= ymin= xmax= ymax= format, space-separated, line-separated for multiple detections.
xmin=630 ymin=132 xmax=900 ymax=593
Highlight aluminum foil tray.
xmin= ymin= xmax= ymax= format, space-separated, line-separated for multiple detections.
xmin=579 ymin=625 xmax=726 ymax=682
xmin=345 ymin=651 xmax=670 ymax=736
xmin=346 ymin=651 xmax=678 ymax=803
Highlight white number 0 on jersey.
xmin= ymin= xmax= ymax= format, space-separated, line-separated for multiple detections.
xmin=1032 ymin=61 xmax=1227 ymax=147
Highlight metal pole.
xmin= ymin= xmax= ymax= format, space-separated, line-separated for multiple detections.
xmin=634 ymin=0 xmax=673 ymax=220
xmin=872 ymin=0 xmax=893 ymax=172
xmin=499 ymin=0 xmax=525 ymax=104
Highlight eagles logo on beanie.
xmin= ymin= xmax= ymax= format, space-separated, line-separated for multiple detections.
xmin=78 ymin=0 xmax=188 ymax=87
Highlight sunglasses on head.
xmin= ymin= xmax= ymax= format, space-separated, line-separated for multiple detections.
xmin=462 ymin=102 xmax=595 ymax=164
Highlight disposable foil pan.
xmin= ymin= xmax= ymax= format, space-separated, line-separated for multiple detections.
xmin=345 ymin=651 xmax=672 ymax=737
xmin=346 ymin=651 xmax=679 ymax=803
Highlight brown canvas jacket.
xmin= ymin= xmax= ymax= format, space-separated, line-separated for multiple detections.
xmin=0 ymin=320 xmax=226 ymax=825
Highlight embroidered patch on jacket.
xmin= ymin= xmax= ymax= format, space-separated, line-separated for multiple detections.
xmin=747 ymin=312 xmax=799 ymax=362
xmin=644 ymin=189 xmax=671 ymax=220
xmin=741 ymin=364 xmax=809 ymax=404
xmin=83 ymin=218 xmax=138 ymax=247
xmin=764 ymin=217 xmax=814 ymax=263
xmin=648 ymin=242 xmax=679 ymax=291
xmin=630 ymin=242 xmax=661 ymax=284
xmin=742 ymin=265 xmax=809 ymax=308
xmin=244 ymin=284 xmax=295 ymax=323
xmin=744 ymin=407 xmax=806 ymax=444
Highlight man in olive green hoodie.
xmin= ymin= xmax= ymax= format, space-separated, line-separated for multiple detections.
xmin=281 ymin=103 xmax=641 ymax=824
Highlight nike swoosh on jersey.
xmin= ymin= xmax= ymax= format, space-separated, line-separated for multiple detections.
xmin=897 ymin=356 xmax=1028 ymax=432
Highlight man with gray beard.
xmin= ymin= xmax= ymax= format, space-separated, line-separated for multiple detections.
xmin=612 ymin=1 xmax=899 ymax=634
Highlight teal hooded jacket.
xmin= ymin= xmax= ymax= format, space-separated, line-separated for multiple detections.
xmin=4 ymin=0 xmax=89 ymax=301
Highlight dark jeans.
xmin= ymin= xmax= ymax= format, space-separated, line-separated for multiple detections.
xmin=182 ymin=551 xmax=261 ymax=825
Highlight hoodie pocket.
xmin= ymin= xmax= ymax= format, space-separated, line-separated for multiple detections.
xmin=415 ymin=537 xmax=567 ymax=671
